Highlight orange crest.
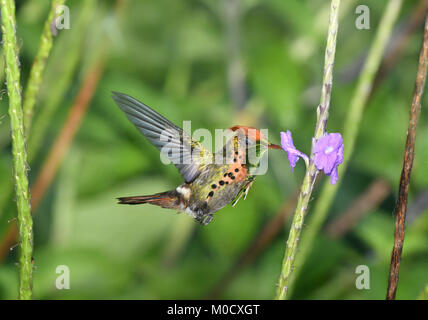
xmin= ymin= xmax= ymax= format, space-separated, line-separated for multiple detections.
xmin=229 ymin=125 xmax=265 ymax=142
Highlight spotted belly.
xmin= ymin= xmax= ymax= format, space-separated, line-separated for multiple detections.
xmin=176 ymin=148 xmax=250 ymax=225
xmin=183 ymin=180 xmax=245 ymax=225
xmin=189 ymin=174 xmax=248 ymax=224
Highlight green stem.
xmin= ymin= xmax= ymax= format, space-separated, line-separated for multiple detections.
xmin=275 ymin=0 xmax=341 ymax=300
xmin=1 ymin=0 xmax=34 ymax=300
xmin=0 ymin=50 xmax=4 ymax=84
xmin=23 ymin=0 xmax=67 ymax=135
xmin=28 ymin=0 xmax=96 ymax=161
xmin=287 ymin=0 xmax=403 ymax=297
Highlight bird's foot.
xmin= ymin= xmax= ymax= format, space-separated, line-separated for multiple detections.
xmin=201 ymin=214 xmax=213 ymax=225
xmin=195 ymin=212 xmax=213 ymax=226
xmin=232 ymin=180 xmax=255 ymax=207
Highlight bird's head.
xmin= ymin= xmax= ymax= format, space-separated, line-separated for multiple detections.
xmin=229 ymin=125 xmax=281 ymax=150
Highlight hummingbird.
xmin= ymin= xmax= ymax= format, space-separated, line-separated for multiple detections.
xmin=112 ymin=92 xmax=281 ymax=225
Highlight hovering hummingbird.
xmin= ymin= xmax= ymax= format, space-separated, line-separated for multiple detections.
xmin=112 ymin=92 xmax=281 ymax=225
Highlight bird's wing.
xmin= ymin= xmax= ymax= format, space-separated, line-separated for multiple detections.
xmin=112 ymin=92 xmax=213 ymax=183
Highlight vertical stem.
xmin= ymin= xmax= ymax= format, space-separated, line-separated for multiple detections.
xmin=386 ymin=13 xmax=428 ymax=300
xmin=0 ymin=50 xmax=4 ymax=83
xmin=287 ymin=0 xmax=403 ymax=297
xmin=275 ymin=0 xmax=341 ymax=300
xmin=1 ymin=0 xmax=34 ymax=300
xmin=23 ymin=0 xmax=67 ymax=134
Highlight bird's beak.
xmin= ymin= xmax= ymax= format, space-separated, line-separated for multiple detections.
xmin=268 ymin=142 xmax=282 ymax=149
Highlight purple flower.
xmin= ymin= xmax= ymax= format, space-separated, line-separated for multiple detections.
xmin=313 ymin=133 xmax=344 ymax=185
xmin=280 ymin=131 xmax=308 ymax=171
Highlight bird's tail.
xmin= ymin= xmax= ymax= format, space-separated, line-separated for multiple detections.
xmin=117 ymin=190 xmax=181 ymax=209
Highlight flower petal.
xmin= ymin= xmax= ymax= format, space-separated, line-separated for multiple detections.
xmin=313 ymin=132 xmax=344 ymax=185
xmin=280 ymin=131 xmax=308 ymax=171
xmin=280 ymin=131 xmax=294 ymax=150
xmin=324 ymin=153 xmax=338 ymax=175
xmin=314 ymin=153 xmax=326 ymax=171
xmin=336 ymin=144 xmax=344 ymax=165
xmin=330 ymin=167 xmax=339 ymax=185
xmin=288 ymin=153 xmax=299 ymax=172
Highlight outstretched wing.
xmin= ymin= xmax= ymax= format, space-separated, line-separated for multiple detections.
xmin=112 ymin=92 xmax=213 ymax=183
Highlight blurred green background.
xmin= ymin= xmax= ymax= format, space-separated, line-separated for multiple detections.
xmin=1 ymin=0 xmax=428 ymax=299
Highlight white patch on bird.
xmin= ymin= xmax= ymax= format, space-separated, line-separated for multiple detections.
xmin=185 ymin=207 xmax=198 ymax=218
xmin=176 ymin=185 xmax=191 ymax=200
